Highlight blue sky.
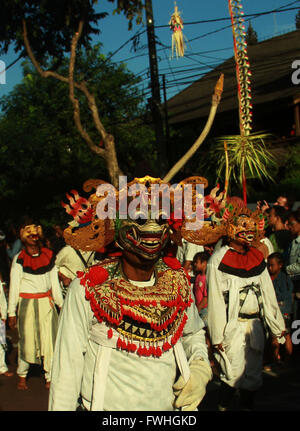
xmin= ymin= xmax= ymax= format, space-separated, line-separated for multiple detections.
xmin=0 ymin=0 xmax=299 ymax=100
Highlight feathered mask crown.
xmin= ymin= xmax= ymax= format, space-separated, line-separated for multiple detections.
xmin=61 ymin=176 xmax=264 ymax=251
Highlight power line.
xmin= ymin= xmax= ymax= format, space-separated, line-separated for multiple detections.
xmin=0 ymin=53 xmax=23 ymax=77
xmin=154 ymin=3 xmax=300 ymax=28
xmin=135 ymin=42 xmax=300 ymax=104
xmin=115 ymin=2 xmax=300 ymax=65
xmin=100 ymin=0 xmax=300 ymax=103
xmin=105 ymin=28 xmax=147 ymax=62
xmin=132 ymin=40 xmax=298 ymax=91
xmin=3 ymin=1 xmax=299 ymax=103
xmin=132 ymin=1 xmax=300 ymax=98
xmin=188 ymin=2 xmax=300 ymax=44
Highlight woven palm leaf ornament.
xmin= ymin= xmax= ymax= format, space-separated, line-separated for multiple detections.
xmin=169 ymin=2 xmax=185 ymax=58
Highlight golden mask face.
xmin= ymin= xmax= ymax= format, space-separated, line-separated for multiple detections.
xmin=20 ymin=224 xmax=43 ymax=244
xmin=228 ymin=214 xmax=258 ymax=245
xmin=117 ymin=216 xmax=170 ymax=261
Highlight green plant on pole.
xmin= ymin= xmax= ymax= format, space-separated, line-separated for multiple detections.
xmin=215 ymin=0 xmax=276 ymax=205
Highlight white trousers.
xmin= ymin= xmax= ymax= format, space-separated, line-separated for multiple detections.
xmin=17 ymin=356 xmax=51 ymax=381
xmin=0 ymin=346 xmax=8 ymax=374
xmin=220 ymin=318 xmax=265 ymax=391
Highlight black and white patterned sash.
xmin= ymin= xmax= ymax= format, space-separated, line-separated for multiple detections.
xmin=239 ymin=283 xmax=269 ymax=338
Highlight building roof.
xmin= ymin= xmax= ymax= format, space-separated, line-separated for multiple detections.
xmin=167 ymin=30 xmax=300 ymax=125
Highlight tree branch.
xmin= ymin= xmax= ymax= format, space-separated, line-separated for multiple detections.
xmin=22 ymin=18 xmax=123 ymax=186
xmin=23 ymin=19 xmax=69 ymax=84
xmin=163 ymin=74 xmax=224 ymax=183
xmin=68 ymin=21 xmax=106 ymax=158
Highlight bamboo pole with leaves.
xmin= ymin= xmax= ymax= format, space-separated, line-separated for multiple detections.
xmin=228 ymin=0 xmax=253 ymax=204
xmin=214 ymin=133 xmax=276 ymax=193
xmin=215 ymin=1 xmax=278 ymax=203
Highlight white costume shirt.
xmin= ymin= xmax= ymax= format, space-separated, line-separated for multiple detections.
xmin=49 ymin=275 xmax=209 ymax=411
xmin=176 ymin=239 xmax=204 ymax=264
xmin=260 ymin=237 xmax=274 ymax=259
xmin=207 ymin=245 xmax=286 ymax=388
xmin=286 ymin=235 xmax=300 ymax=279
xmin=8 ymin=252 xmax=63 ymax=317
xmin=0 ymin=282 xmax=7 ymax=320
xmin=55 ymin=245 xmax=95 ymax=280
xmin=207 ymin=245 xmax=285 ymax=346
xmin=0 ymin=283 xmax=8 ymax=372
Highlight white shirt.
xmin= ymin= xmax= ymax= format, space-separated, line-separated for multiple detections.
xmin=49 ymin=274 xmax=209 ymax=411
xmin=8 ymin=252 xmax=63 ymax=317
xmin=0 ymin=283 xmax=7 ymax=320
xmin=260 ymin=237 xmax=274 ymax=259
xmin=55 ymin=245 xmax=95 ymax=280
xmin=286 ymin=235 xmax=300 ymax=279
xmin=207 ymin=246 xmax=286 ymax=346
xmin=176 ymin=239 xmax=204 ymax=264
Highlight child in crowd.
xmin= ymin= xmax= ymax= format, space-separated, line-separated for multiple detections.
xmin=193 ymin=251 xmax=217 ymax=373
xmin=0 ymin=280 xmax=13 ymax=377
xmin=267 ymin=252 xmax=293 ymax=364
xmin=192 ymin=252 xmax=210 ymax=327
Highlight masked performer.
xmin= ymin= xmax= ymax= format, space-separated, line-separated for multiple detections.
xmin=8 ymin=219 xmax=63 ymax=390
xmin=206 ymin=207 xmax=287 ymax=411
xmin=49 ymin=176 xmax=213 ymax=411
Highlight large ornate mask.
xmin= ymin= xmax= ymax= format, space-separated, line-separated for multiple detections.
xmin=180 ymin=181 xmax=227 ymax=246
xmin=117 ymin=216 xmax=170 ymax=261
xmin=115 ymin=177 xmax=172 ymax=260
xmin=228 ymin=214 xmax=257 ymax=245
xmin=62 ymin=181 xmax=115 ymax=251
xmin=61 ymin=176 xmax=233 ymax=253
xmin=226 ymin=207 xmax=265 ymax=246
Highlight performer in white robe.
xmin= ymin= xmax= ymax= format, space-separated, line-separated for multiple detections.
xmin=207 ymin=209 xmax=286 ymax=410
xmin=55 ymin=244 xmax=95 ymax=298
xmin=49 ymin=176 xmax=213 ymax=411
xmin=8 ymin=221 xmax=63 ymax=389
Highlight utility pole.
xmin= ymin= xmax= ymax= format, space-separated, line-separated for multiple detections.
xmin=145 ymin=0 xmax=168 ymax=176
xmin=162 ymin=74 xmax=170 ymax=145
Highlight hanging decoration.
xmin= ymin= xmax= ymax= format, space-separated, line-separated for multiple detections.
xmin=212 ymin=2 xmax=275 ymax=205
xmin=228 ymin=0 xmax=252 ymax=136
xmin=169 ymin=2 xmax=185 ymax=58
xmin=228 ymin=0 xmax=252 ymax=204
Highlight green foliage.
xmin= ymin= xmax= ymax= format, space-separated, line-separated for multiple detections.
xmin=160 ymin=121 xmax=300 ymax=203
xmin=246 ymin=21 xmax=258 ymax=45
xmin=213 ymin=132 xmax=277 ymax=187
xmin=110 ymin=0 xmax=144 ymax=29
xmin=0 ymin=0 xmax=150 ymax=228
xmin=0 ymin=1 xmax=144 ymax=62
xmin=0 ymin=47 xmax=155 ymax=226
xmin=245 ymin=140 xmax=300 ymax=203
xmin=0 ymin=1 xmax=103 ymax=62
xmin=280 ymin=142 xmax=300 ymax=189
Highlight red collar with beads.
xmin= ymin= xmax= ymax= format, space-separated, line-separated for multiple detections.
xmin=78 ymin=256 xmax=193 ymax=357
